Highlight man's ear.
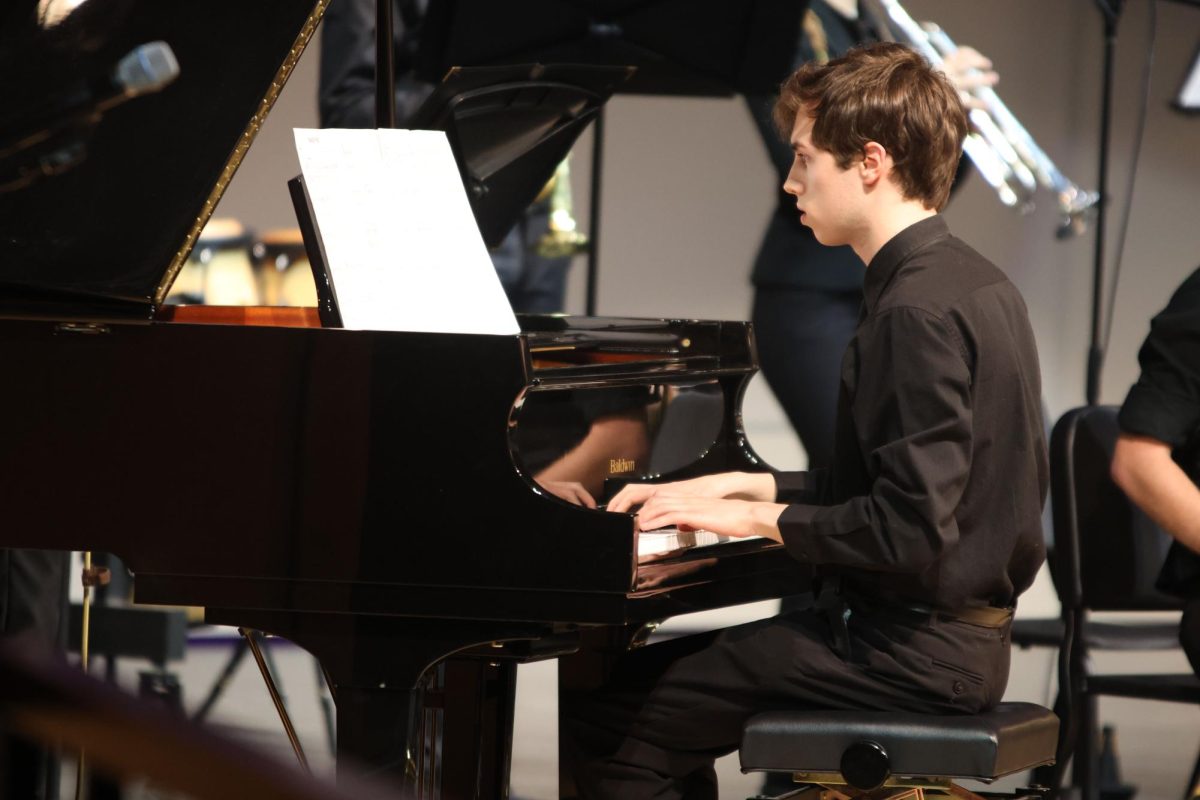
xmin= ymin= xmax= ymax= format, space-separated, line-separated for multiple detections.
xmin=860 ymin=141 xmax=889 ymax=187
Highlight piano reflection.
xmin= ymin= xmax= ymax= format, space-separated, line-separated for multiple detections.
xmin=0 ymin=1 xmax=810 ymax=797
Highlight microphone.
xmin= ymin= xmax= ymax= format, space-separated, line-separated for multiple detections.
xmin=100 ymin=41 xmax=180 ymax=110
xmin=2 ymin=40 xmax=180 ymax=152
xmin=0 ymin=41 xmax=179 ymax=191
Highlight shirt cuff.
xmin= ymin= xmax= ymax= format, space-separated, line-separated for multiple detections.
xmin=1120 ymin=384 xmax=1200 ymax=447
xmin=772 ymin=469 xmax=826 ymax=503
xmin=777 ymin=503 xmax=821 ymax=563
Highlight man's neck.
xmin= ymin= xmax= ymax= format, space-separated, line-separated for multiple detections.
xmin=853 ymin=204 xmax=938 ymax=265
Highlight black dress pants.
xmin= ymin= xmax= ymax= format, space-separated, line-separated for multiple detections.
xmin=561 ymin=600 xmax=1011 ymax=800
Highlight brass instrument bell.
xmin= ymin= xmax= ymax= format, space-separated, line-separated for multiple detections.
xmin=536 ymin=159 xmax=589 ymax=258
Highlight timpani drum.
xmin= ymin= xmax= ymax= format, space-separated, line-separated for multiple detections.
xmin=166 ymin=217 xmax=257 ymax=306
xmin=251 ymin=228 xmax=317 ymax=307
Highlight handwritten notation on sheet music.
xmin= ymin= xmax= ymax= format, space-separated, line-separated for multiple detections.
xmin=293 ymin=128 xmax=519 ymax=336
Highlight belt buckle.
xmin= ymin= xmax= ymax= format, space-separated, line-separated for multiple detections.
xmin=815 ymin=582 xmax=852 ymax=659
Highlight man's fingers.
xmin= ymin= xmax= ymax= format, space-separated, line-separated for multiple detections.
xmin=609 ymin=484 xmax=656 ymax=513
xmin=542 ymin=480 xmax=598 ymax=508
xmin=940 ymin=46 xmax=999 ymax=99
xmin=636 ymin=497 xmax=698 ymax=531
xmin=949 ymin=46 xmax=992 ymax=70
xmin=608 ymin=492 xmax=635 ymax=513
xmin=955 ymin=71 xmax=998 ymax=90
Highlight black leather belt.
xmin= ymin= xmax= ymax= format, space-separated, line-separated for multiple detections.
xmin=932 ymin=604 xmax=1013 ymax=627
xmin=811 ymin=580 xmax=1014 ymax=659
xmin=843 ymin=587 xmax=1014 ymax=629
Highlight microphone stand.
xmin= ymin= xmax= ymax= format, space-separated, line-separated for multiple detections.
xmin=1085 ymin=0 xmax=1124 ymax=406
xmin=1086 ymin=0 xmax=1200 ymax=403
xmin=376 ymin=0 xmax=396 ymax=129
xmin=586 ymin=110 xmax=606 ymax=316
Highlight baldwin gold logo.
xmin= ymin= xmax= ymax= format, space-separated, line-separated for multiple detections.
xmin=608 ymin=458 xmax=636 ymax=475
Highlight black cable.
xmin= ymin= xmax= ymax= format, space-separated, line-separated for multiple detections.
xmin=1101 ymin=0 xmax=1158 ymax=356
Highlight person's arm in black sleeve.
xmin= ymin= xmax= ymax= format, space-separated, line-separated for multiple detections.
xmin=1112 ymin=267 xmax=1200 ymax=554
xmin=778 ymin=306 xmax=973 ymax=573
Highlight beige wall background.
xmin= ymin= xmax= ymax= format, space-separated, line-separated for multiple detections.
xmin=216 ymin=0 xmax=1200 ymax=459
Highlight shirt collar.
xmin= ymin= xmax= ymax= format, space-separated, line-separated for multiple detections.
xmin=863 ymin=215 xmax=951 ymax=312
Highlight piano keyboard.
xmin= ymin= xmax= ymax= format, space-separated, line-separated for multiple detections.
xmin=637 ymin=529 xmax=762 ymax=562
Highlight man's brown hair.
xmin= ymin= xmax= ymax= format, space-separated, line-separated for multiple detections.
xmin=774 ymin=41 xmax=968 ymax=211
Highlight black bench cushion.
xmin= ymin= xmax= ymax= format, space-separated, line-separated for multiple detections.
xmin=740 ymin=702 xmax=1058 ymax=781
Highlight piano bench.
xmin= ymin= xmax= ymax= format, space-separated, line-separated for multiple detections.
xmin=739 ymin=702 xmax=1058 ymax=800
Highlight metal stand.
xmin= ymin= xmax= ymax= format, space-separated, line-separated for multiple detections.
xmin=1085 ymin=0 xmax=1123 ymax=405
xmin=585 ymin=109 xmax=606 ymax=316
xmin=192 ymin=637 xmax=251 ymax=723
xmin=375 ymin=0 xmax=396 ymax=129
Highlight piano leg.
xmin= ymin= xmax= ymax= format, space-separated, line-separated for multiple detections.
xmin=557 ymin=624 xmax=645 ymax=799
xmin=335 ymin=684 xmax=416 ymax=780
xmin=333 ymin=658 xmax=518 ymax=798
xmin=205 ymin=609 xmax=537 ymax=798
xmin=437 ymin=659 xmax=518 ymax=798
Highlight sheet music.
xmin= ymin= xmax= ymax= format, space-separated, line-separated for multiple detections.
xmin=293 ymin=128 xmax=519 ymax=335
xmin=637 ymin=528 xmax=761 ymax=560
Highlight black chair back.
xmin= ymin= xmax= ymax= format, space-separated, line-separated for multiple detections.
xmin=1050 ymin=405 xmax=1177 ymax=613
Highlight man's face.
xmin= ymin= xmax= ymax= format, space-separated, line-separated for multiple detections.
xmin=782 ymin=112 xmax=865 ymax=248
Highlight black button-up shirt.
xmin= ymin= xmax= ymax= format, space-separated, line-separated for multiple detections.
xmin=774 ymin=216 xmax=1048 ymax=610
xmin=1120 ymin=266 xmax=1200 ymax=452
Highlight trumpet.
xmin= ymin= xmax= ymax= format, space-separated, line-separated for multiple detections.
xmin=535 ymin=159 xmax=589 ymax=258
xmin=861 ymin=0 xmax=1099 ymax=239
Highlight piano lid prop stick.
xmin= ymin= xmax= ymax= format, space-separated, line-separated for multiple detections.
xmin=239 ymin=628 xmax=310 ymax=772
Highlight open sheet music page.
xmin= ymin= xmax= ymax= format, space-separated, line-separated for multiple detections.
xmin=293 ymin=128 xmax=519 ymax=335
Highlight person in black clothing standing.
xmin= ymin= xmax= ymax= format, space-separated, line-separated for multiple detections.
xmin=564 ymin=42 xmax=1048 ymax=798
xmin=318 ymin=0 xmax=573 ymax=314
xmin=1111 ymin=267 xmax=1200 ymax=672
xmin=744 ymin=0 xmax=874 ymax=471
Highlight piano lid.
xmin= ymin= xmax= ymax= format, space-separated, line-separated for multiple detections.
xmin=0 ymin=0 xmax=330 ymax=318
xmin=407 ymin=63 xmax=632 ymax=248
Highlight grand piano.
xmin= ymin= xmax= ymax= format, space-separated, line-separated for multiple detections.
xmin=0 ymin=0 xmax=810 ymax=797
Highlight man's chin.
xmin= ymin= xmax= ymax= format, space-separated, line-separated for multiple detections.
xmin=808 ymin=227 xmax=833 ymax=246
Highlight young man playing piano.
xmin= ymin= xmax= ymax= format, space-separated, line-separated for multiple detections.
xmin=561 ymin=42 xmax=1048 ymax=798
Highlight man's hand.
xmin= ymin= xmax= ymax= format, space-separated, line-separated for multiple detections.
xmin=606 ymin=471 xmax=776 ymax=514
xmin=634 ymin=495 xmax=787 ymax=543
xmin=539 ymin=480 xmax=597 ymax=509
xmin=938 ymin=45 xmax=998 ymax=110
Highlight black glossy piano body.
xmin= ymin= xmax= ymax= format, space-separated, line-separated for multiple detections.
xmin=0 ymin=308 xmax=810 ymax=791
xmin=0 ymin=1 xmax=810 ymax=795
